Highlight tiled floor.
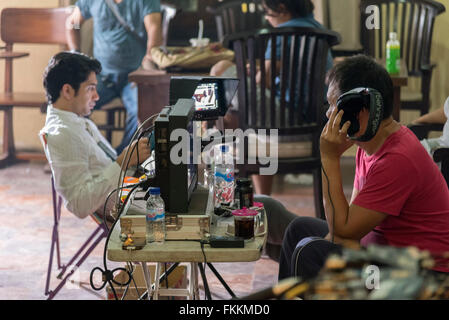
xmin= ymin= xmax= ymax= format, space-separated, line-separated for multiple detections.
xmin=0 ymin=158 xmax=355 ymax=300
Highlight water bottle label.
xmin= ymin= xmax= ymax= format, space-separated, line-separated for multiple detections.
xmin=215 ymin=171 xmax=234 ymax=182
xmin=146 ymin=213 xmax=156 ymax=221
xmin=155 ymin=213 xmax=165 ymax=220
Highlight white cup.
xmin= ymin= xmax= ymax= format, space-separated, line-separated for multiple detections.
xmin=189 ymin=37 xmax=210 ymax=47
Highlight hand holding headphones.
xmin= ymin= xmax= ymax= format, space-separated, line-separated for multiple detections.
xmin=320 ymin=107 xmax=354 ymax=160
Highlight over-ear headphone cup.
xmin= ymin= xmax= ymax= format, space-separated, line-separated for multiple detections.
xmin=340 ymin=113 xmax=359 ymax=136
xmin=347 ymin=120 xmax=359 ymax=136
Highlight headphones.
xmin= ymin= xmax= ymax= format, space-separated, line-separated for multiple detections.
xmin=336 ymin=87 xmax=384 ymax=142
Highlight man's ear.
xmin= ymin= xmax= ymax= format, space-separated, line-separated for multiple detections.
xmin=61 ymin=83 xmax=75 ymax=100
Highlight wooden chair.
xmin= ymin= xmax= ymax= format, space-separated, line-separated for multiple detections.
xmin=0 ymin=7 xmax=70 ymax=168
xmin=360 ymin=0 xmax=445 ymax=116
xmin=206 ymin=0 xmax=269 ymax=43
xmin=226 ymin=27 xmax=341 ymax=219
xmin=39 ymin=131 xmax=108 ymax=300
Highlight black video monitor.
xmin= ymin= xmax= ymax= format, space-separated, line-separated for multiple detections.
xmin=169 ymin=76 xmax=239 ymax=121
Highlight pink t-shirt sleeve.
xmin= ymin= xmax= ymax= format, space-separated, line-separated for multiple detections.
xmin=353 ymin=153 xmax=417 ymax=216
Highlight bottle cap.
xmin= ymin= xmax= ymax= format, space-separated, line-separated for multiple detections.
xmin=252 ymin=202 xmax=264 ymax=208
xmin=232 ymin=208 xmax=258 ymax=217
xmin=220 ymin=145 xmax=229 ymax=153
xmin=389 ymin=32 xmax=397 ymax=40
xmin=236 ymin=178 xmax=252 ymax=186
xmin=148 ymin=187 xmax=161 ymax=195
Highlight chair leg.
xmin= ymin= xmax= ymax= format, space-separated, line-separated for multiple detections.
xmin=56 ymin=224 xmax=106 ymax=280
xmin=46 ymin=226 xmax=107 ymax=300
xmin=44 ymin=223 xmax=60 ymax=296
xmin=0 ymin=107 xmax=18 ymax=168
xmin=45 ymin=182 xmax=63 ymax=296
xmin=106 ymin=110 xmax=114 ymax=143
xmin=45 ymin=176 xmax=109 ymax=299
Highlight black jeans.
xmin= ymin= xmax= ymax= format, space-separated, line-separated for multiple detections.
xmin=254 ymin=195 xmax=341 ymax=280
xmin=279 ymin=216 xmax=341 ymax=280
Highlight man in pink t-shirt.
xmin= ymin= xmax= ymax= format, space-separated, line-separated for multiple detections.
xmin=354 ymin=127 xmax=449 ymax=272
xmin=278 ymin=55 xmax=449 ymax=280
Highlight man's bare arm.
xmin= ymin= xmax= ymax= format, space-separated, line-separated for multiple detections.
xmin=143 ymin=12 xmax=163 ymax=61
xmin=66 ymin=6 xmax=85 ymax=52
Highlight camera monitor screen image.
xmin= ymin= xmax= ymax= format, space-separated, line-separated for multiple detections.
xmin=193 ymin=82 xmax=219 ymax=111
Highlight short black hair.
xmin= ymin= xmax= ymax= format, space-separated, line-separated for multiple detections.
xmin=43 ymin=51 xmax=102 ymax=104
xmin=262 ymin=0 xmax=315 ymax=18
xmin=326 ymin=55 xmax=394 ymax=119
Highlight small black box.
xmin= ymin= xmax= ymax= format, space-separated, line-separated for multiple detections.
xmin=209 ymin=235 xmax=245 ymax=248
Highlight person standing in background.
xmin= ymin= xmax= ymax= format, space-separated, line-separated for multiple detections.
xmin=66 ymin=0 xmax=162 ymax=154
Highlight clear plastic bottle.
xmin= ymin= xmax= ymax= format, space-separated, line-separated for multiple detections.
xmin=146 ymin=187 xmax=166 ymax=244
xmin=213 ymin=145 xmax=235 ymax=208
xmin=386 ymin=32 xmax=400 ymax=74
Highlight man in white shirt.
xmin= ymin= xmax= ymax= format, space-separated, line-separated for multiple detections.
xmin=40 ymin=52 xmax=151 ymax=219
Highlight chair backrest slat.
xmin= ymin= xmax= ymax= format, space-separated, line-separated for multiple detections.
xmin=208 ymin=1 xmax=268 ymax=42
xmin=248 ymin=37 xmax=258 ymax=127
xmin=1 ymin=7 xmax=69 ymax=45
xmin=226 ymin=27 xmax=340 ymax=137
xmin=259 ymin=37 xmax=267 ymax=127
xmin=360 ymin=0 xmax=444 ymax=76
xmin=279 ymin=35 xmax=289 ymax=129
xmin=287 ymin=35 xmax=300 ymax=127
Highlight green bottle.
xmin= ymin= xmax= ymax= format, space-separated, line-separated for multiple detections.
xmin=386 ymin=32 xmax=400 ymax=74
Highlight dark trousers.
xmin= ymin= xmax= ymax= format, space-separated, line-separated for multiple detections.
xmin=278 ymin=216 xmax=342 ymax=280
xmin=254 ymin=196 xmax=342 ymax=280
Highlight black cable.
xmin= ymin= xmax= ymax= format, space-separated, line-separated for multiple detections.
xmin=102 ymin=185 xmax=133 ymax=232
xmin=90 ymin=182 xmax=143 ymax=300
xmin=121 ymin=262 xmax=140 ymax=300
xmin=143 ymin=158 xmax=155 ymax=171
xmin=321 ymin=164 xmax=336 ymax=244
xmin=91 ymin=116 xmax=158 ymax=300
xmin=119 ymin=126 xmax=154 ymax=193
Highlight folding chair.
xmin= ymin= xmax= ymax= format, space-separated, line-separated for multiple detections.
xmin=40 ymin=132 xmax=108 ymax=300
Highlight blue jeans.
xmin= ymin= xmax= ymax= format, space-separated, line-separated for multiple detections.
xmin=95 ymin=72 xmax=138 ymax=154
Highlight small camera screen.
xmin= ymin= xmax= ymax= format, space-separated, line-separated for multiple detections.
xmin=193 ymin=82 xmax=219 ymax=111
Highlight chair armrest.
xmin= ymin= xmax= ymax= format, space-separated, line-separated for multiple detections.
xmin=433 ymin=148 xmax=449 ymax=163
xmin=0 ymin=51 xmax=29 ymax=59
xmin=407 ymin=123 xmax=444 ymax=140
xmin=421 ymin=63 xmax=437 ymax=71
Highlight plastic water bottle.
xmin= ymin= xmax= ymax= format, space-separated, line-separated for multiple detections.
xmin=386 ymin=32 xmax=400 ymax=74
xmin=214 ymin=145 xmax=235 ymax=208
xmin=146 ymin=187 xmax=166 ymax=244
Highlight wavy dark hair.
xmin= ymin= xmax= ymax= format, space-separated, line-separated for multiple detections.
xmin=262 ymin=0 xmax=315 ymax=17
xmin=43 ymin=51 xmax=101 ymax=104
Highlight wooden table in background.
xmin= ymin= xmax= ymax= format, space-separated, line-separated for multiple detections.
xmin=128 ymin=69 xmax=208 ymax=123
xmin=128 ymin=69 xmax=172 ymax=123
